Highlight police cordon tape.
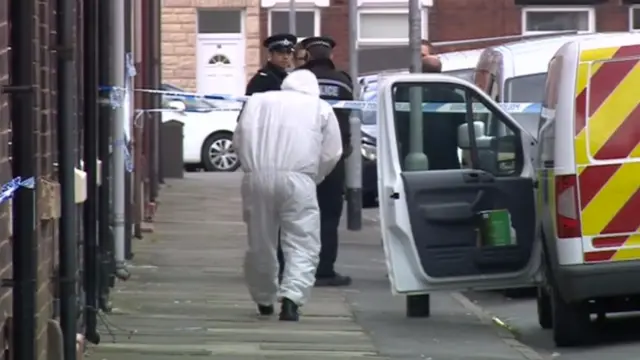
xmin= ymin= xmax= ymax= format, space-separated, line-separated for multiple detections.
xmin=0 ymin=177 xmax=35 ymax=204
xmin=100 ymin=86 xmax=543 ymax=114
xmin=113 ymin=140 xmax=134 ymax=173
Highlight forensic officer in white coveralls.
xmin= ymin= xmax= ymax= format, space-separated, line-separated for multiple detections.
xmin=233 ymin=69 xmax=343 ymax=321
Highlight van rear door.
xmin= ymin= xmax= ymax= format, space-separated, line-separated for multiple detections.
xmin=576 ymin=45 xmax=640 ymax=263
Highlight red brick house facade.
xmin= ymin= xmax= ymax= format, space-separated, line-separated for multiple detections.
xmin=259 ymin=0 xmax=640 ymax=74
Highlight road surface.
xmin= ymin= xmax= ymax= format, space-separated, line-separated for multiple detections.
xmin=364 ymin=206 xmax=640 ymax=359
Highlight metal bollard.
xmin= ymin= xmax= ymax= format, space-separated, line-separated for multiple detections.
xmin=345 ymin=113 xmax=362 ymax=231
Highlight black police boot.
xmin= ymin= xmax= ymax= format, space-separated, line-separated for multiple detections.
xmin=279 ymin=298 xmax=299 ymax=321
xmin=257 ymin=304 xmax=274 ymax=316
xmin=315 ymin=272 xmax=352 ymax=287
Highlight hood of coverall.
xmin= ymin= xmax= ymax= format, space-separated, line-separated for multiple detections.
xmin=281 ymin=69 xmax=320 ymax=96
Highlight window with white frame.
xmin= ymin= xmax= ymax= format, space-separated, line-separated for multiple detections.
xmin=357 ymin=9 xmax=427 ymax=46
xmin=268 ymin=9 xmax=320 ymax=41
xmin=630 ymin=6 xmax=640 ymax=31
xmin=521 ymin=7 xmax=595 ymax=34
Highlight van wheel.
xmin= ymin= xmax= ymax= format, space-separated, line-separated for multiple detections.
xmin=406 ymin=294 xmax=430 ymax=318
xmin=551 ymin=284 xmax=591 ymax=347
xmin=537 ymin=286 xmax=552 ymax=329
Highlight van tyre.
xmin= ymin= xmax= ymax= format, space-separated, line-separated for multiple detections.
xmin=550 ymin=284 xmax=591 ymax=347
xmin=406 ymin=294 xmax=430 ymax=318
xmin=536 ymin=286 xmax=552 ymax=329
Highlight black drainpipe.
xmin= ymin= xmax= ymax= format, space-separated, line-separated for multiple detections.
xmin=83 ymin=0 xmax=100 ymax=345
xmin=57 ymin=0 xmax=79 ymax=358
xmin=8 ymin=0 xmax=37 ymax=359
xmin=97 ymin=0 xmax=115 ymax=311
xmin=124 ymin=0 xmax=133 ymax=261
xmin=147 ymin=0 xmax=160 ymax=201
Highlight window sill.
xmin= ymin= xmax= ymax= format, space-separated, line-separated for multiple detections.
xmin=261 ymin=0 xmax=329 ymax=8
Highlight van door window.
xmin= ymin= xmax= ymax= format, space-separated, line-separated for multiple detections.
xmin=392 ymin=82 xmax=523 ymax=177
xmin=539 ymin=57 xmax=562 ymax=166
xmin=475 ymin=60 xmax=501 ymax=135
xmin=504 ymin=73 xmax=546 ymax=136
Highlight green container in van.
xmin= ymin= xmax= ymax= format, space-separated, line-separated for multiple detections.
xmin=478 ymin=209 xmax=515 ymax=247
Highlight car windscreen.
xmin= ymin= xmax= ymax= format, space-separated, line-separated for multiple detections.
xmin=505 ymin=73 xmax=546 ymax=136
xmin=361 ymin=89 xmax=377 ymax=125
xmin=161 ymin=84 xmax=218 ymax=112
xmin=164 ymin=96 xmax=217 ymax=112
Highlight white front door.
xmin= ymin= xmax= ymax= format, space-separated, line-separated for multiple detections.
xmin=196 ymin=38 xmax=244 ymax=96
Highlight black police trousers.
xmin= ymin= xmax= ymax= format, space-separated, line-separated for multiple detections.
xmin=316 ymin=159 xmax=345 ymax=278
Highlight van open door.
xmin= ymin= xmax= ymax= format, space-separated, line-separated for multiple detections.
xmin=376 ymin=74 xmax=540 ymax=300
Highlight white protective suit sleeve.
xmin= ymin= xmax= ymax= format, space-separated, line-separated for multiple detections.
xmin=232 ymin=100 xmax=253 ymax=168
xmin=232 ymin=118 xmax=243 ymax=157
xmin=316 ymin=103 xmax=343 ymax=184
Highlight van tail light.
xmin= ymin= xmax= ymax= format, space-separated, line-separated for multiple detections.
xmin=555 ymin=175 xmax=582 ymax=239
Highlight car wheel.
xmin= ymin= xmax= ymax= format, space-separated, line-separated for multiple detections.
xmin=551 ymin=282 xmax=591 ymax=347
xmin=406 ymin=294 xmax=430 ymax=318
xmin=537 ymin=285 xmax=552 ymax=329
xmin=201 ymin=132 xmax=240 ymax=172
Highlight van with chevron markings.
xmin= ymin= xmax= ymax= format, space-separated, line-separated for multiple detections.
xmin=375 ymin=33 xmax=640 ymax=348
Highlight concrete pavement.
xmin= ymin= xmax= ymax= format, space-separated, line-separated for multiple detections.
xmin=86 ymin=172 xmax=545 ymax=360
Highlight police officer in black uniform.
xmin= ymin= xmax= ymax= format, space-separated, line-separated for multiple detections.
xmin=244 ymin=33 xmax=296 ymax=283
xmin=245 ymin=33 xmax=297 ymax=95
xmin=299 ymin=36 xmax=354 ymax=287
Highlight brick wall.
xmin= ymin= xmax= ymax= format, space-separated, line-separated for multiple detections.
xmin=258 ymin=0 xmax=635 ymax=71
xmin=0 ymin=0 xmax=58 ymax=357
xmin=161 ymin=0 xmax=261 ymax=92
xmin=430 ymin=0 xmax=630 ymax=52
xmin=35 ymin=0 xmax=57 ymax=359
xmin=5 ymin=0 xmax=61 ymax=358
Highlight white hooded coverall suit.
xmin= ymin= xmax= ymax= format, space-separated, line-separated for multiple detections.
xmin=233 ymin=69 xmax=343 ymax=307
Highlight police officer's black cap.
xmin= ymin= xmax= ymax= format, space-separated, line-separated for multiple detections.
xmin=263 ymin=34 xmax=297 ymax=52
xmin=300 ymin=36 xmax=336 ymax=50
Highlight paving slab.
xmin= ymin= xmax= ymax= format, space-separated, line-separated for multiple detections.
xmin=87 ymin=173 xmax=545 ymax=360
xmin=87 ymin=173 xmax=387 ymax=360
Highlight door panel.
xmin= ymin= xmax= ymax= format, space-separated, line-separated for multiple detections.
xmin=376 ymin=73 xmax=539 ymax=293
xmin=196 ymin=38 xmax=244 ymax=96
xmin=402 ymin=170 xmax=536 ymax=278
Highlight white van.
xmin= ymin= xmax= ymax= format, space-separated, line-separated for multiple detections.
xmin=474 ymin=33 xmax=623 ymax=135
xmin=375 ymin=33 xmax=640 ymax=347
xmin=358 ymin=48 xmax=485 ymax=93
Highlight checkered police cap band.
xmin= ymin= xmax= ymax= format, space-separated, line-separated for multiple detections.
xmin=305 ymin=40 xmax=331 ymax=49
xmin=268 ymin=39 xmax=294 ymax=50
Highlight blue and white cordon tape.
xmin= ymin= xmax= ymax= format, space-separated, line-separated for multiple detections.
xmin=99 ymin=86 xmax=542 ymax=114
xmin=113 ymin=140 xmax=134 ymax=173
xmin=0 ymin=176 xmax=35 ymax=204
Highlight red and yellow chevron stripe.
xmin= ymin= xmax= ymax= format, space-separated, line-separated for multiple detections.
xmin=574 ymin=44 xmax=640 ymax=263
